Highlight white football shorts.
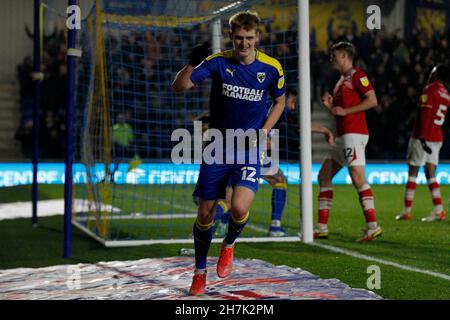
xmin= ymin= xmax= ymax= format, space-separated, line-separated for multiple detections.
xmin=328 ymin=133 xmax=369 ymax=167
xmin=407 ymin=138 xmax=442 ymax=166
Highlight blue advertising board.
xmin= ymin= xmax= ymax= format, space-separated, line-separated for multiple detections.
xmin=0 ymin=163 xmax=449 ymax=187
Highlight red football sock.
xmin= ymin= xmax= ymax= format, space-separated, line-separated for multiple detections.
xmin=318 ymin=188 xmax=333 ymax=225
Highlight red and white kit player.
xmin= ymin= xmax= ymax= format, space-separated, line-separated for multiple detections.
xmin=396 ymin=64 xmax=450 ymax=222
xmin=316 ymin=41 xmax=382 ymax=242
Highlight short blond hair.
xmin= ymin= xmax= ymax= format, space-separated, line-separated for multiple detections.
xmin=228 ymin=11 xmax=261 ymax=33
xmin=331 ymin=41 xmax=356 ymax=60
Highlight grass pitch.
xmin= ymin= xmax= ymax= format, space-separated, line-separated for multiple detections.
xmin=0 ymin=184 xmax=449 ymax=299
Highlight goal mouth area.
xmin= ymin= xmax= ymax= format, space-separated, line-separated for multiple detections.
xmin=73 ymin=209 xmax=300 ymax=247
xmin=72 ymin=218 xmax=300 ymax=247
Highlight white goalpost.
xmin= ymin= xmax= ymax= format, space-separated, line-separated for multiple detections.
xmin=298 ymin=0 xmax=313 ymax=243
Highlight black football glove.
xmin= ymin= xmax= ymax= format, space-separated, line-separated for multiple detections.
xmin=188 ymin=42 xmax=211 ymax=67
xmin=420 ymin=138 xmax=432 ymax=154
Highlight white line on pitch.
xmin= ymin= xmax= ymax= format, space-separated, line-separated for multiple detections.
xmin=310 ymin=242 xmax=450 ymax=281
xmin=149 ymin=201 xmax=270 ymax=234
xmin=245 ymin=223 xmax=269 ymax=233
xmin=158 ymin=200 xmax=196 ymax=212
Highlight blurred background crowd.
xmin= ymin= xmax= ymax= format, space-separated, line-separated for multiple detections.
xmin=13 ymin=0 xmax=450 ymax=161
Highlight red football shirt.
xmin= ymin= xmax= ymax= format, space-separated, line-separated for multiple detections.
xmin=332 ymin=67 xmax=374 ymax=136
xmin=412 ymin=80 xmax=450 ymax=142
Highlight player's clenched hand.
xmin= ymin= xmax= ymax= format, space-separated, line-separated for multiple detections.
xmin=331 ymin=106 xmax=347 ymax=116
xmin=420 ymin=138 xmax=432 ymax=154
xmin=323 ymin=129 xmax=335 ymax=145
xmin=188 ymin=42 xmax=211 ymax=67
xmin=321 ymin=92 xmax=333 ymax=110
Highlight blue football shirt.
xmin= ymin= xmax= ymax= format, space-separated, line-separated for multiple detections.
xmin=190 ymin=49 xmax=285 ymax=132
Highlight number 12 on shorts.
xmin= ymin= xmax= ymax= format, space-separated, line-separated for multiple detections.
xmin=343 ymin=147 xmax=354 ymax=161
xmin=241 ymin=166 xmax=257 ymax=182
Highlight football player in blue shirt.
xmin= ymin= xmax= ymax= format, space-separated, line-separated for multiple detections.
xmin=173 ymin=11 xmax=286 ymax=295
xmin=193 ymin=89 xmax=335 ymax=239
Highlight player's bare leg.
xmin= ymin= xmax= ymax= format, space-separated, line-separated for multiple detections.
xmin=315 ymin=158 xmax=342 ymax=239
xmin=262 ymin=170 xmax=288 ymax=236
xmin=189 ymin=199 xmax=216 ymax=295
xmin=422 ymin=163 xmax=446 ymax=222
xmin=348 ymin=166 xmax=382 ymax=242
xmin=396 ymin=165 xmax=419 ymax=221
xmin=217 ymin=186 xmax=255 ymax=278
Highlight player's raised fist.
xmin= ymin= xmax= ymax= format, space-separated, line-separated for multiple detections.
xmin=188 ymin=42 xmax=211 ymax=67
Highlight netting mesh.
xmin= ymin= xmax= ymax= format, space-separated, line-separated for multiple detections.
xmin=73 ymin=0 xmax=303 ymax=243
xmin=102 ymin=0 xmax=247 ymax=17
